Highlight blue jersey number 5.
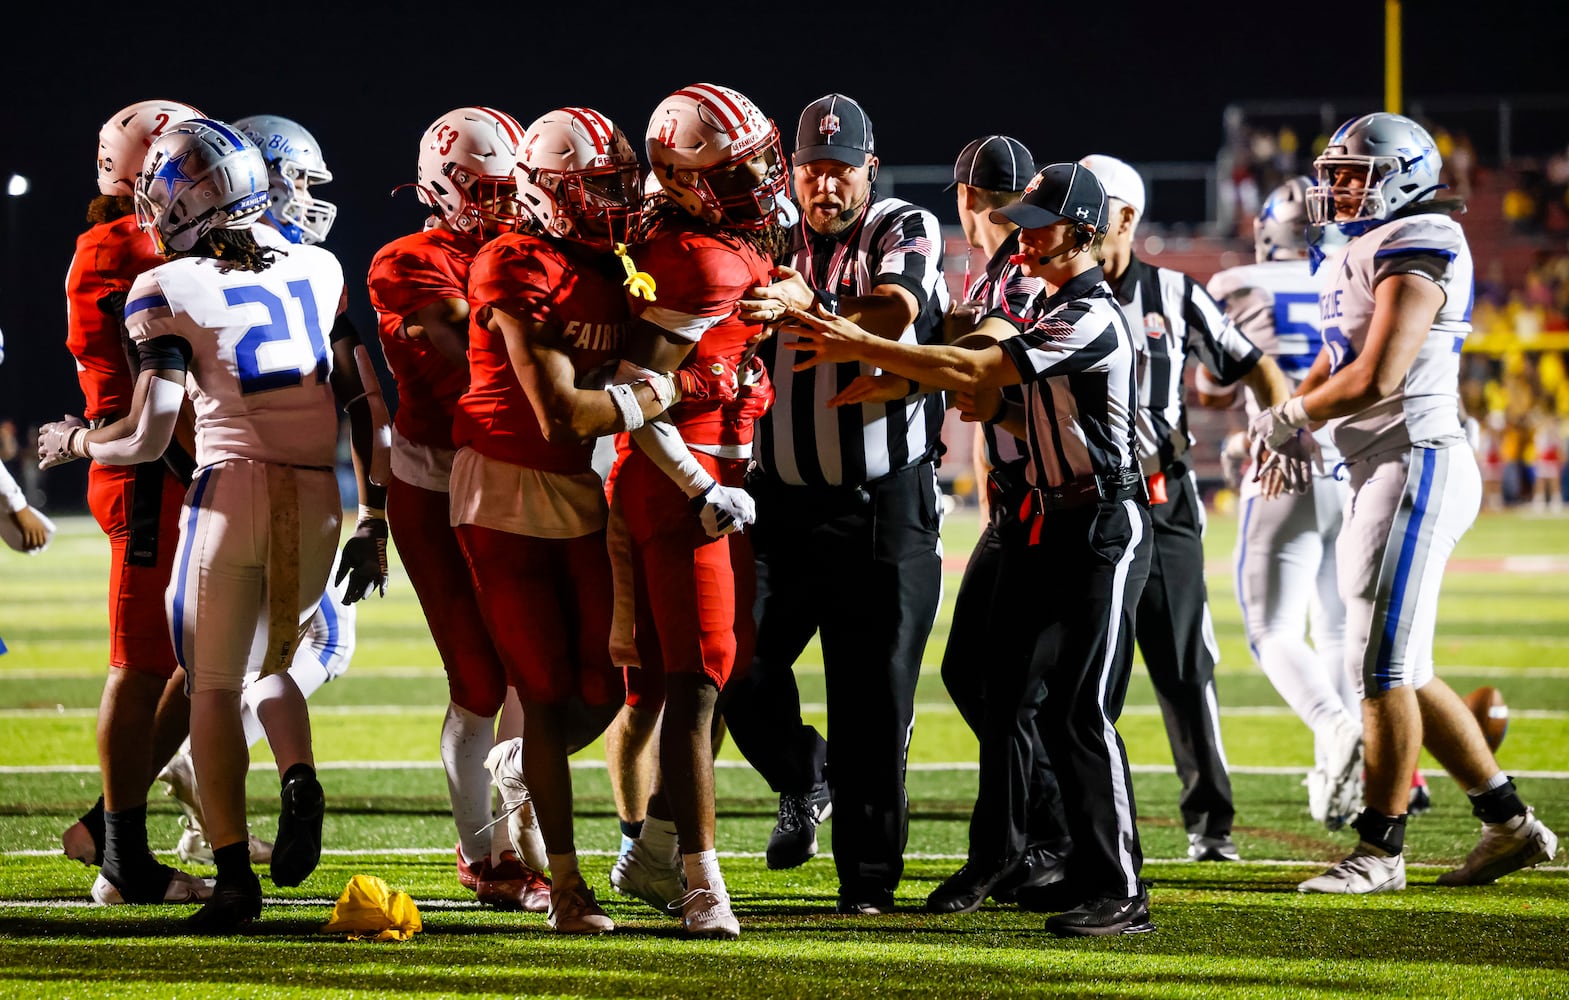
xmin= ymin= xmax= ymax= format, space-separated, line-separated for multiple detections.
xmin=227 ymin=279 xmax=329 ymax=395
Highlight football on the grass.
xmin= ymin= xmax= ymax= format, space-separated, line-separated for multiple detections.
xmin=1465 ymin=686 xmax=1509 ymax=751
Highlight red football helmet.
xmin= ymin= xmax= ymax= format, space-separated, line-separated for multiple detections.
xmin=645 ymin=83 xmax=792 ymax=230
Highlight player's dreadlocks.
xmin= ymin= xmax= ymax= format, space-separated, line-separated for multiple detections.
xmin=637 ymin=196 xmax=794 ymax=265
xmin=190 ymin=229 xmax=283 ymax=273
xmin=86 ymin=195 xmax=134 ymax=225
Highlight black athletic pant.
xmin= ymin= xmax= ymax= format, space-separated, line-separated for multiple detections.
xmin=1137 ymin=469 xmax=1235 ymax=839
xmin=724 ymin=462 xmax=942 ymax=899
xmin=940 ymin=504 xmax=1070 ymax=867
xmin=988 ymin=495 xmax=1152 ymax=899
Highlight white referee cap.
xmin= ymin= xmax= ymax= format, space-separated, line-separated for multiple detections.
xmin=1078 ymin=154 xmax=1146 ymax=219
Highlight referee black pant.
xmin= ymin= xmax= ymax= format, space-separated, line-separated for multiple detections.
xmin=940 ymin=497 xmax=1070 ymax=866
xmin=988 ymin=494 xmax=1151 ymax=899
xmin=1137 ymin=467 xmax=1235 ymax=839
xmin=723 ymin=461 xmax=942 ymax=899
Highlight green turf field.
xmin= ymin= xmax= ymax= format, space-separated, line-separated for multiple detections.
xmin=1 ymin=509 xmax=1565 ymax=998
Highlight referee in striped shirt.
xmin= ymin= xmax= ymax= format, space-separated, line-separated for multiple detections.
xmin=1079 ymin=155 xmax=1292 ymax=863
xmin=784 ymin=162 xmax=1155 ymax=936
xmin=724 ymin=93 xmax=948 ymax=914
xmin=926 ymin=136 xmax=1072 ymax=913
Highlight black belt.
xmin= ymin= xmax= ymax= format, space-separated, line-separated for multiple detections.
xmin=1016 ymin=467 xmax=1147 ymax=544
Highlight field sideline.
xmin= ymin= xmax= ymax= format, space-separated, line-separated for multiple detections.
xmin=1 ymin=509 xmax=1566 ymax=998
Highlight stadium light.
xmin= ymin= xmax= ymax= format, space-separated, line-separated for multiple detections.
xmin=6 ymin=175 xmax=27 ymax=197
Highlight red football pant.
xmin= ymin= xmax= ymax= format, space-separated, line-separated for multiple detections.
xmin=619 ymin=451 xmax=755 ymax=690
xmin=87 ymin=461 xmax=183 ymax=677
xmin=387 ymin=475 xmax=509 ymax=716
xmin=455 ymin=522 xmax=622 ymax=707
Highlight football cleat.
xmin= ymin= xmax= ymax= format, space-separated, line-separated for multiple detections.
xmin=483 ymin=738 xmax=550 ymax=873
xmin=1298 ymin=843 xmax=1406 ymax=894
xmin=186 ymin=880 xmax=263 ymax=934
xmin=680 ymin=885 xmax=740 ymax=940
xmin=455 ymin=844 xmax=485 ymax=892
xmin=1436 ymin=808 xmax=1558 ymax=886
xmin=176 ymin=815 xmax=274 ymax=866
xmin=1320 ymin=715 xmax=1363 ymax=832
xmin=766 ymin=783 xmax=832 ymax=870
xmin=548 ymin=872 xmax=614 ymax=934
xmin=158 ymin=752 xmax=204 ymax=827
xmin=270 ymin=770 xmax=325 ymax=888
xmin=1187 ymin=834 xmax=1240 ymax=862
xmin=476 ymin=851 xmax=551 ymax=913
xmin=609 ymin=846 xmax=686 ymax=916
xmin=91 ymin=867 xmax=214 ymax=905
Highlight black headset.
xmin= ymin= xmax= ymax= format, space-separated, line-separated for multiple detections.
xmin=1072 ymin=222 xmax=1096 ymax=247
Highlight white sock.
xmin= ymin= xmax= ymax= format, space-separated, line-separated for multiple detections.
xmin=682 ymin=849 xmax=723 ymax=893
xmin=441 ymin=702 xmax=496 ymax=864
xmin=548 ymin=851 xmax=579 ymax=881
xmin=636 ymin=816 xmax=679 ymax=867
xmin=1466 ymin=772 xmax=1510 ymax=797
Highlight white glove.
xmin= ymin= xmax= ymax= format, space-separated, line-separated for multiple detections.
xmin=692 ymin=481 xmax=756 ymax=538
xmin=1248 ymin=396 xmax=1311 ymax=452
xmin=37 ymin=415 xmax=88 ymax=470
xmin=1254 ymin=431 xmax=1322 ymax=497
xmin=1220 ymin=431 xmax=1249 ymax=490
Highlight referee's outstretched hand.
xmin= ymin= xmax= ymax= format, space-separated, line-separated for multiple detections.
xmin=739 ymin=265 xmax=813 ymax=326
xmin=781 ymin=304 xmax=871 ymax=371
xmin=827 ymin=373 xmax=914 ymax=408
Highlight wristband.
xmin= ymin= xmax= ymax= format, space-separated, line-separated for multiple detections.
xmin=1280 ymin=396 xmax=1310 ymax=429
xmin=70 ymin=427 xmax=91 ymax=460
xmin=358 ymin=505 xmax=386 ymax=523
xmin=815 ymin=290 xmax=839 ymax=315
xmin=647 ymin=372 xmax=677 ymax=410
xmin=608 ymin=382 xmax=644 ymax=432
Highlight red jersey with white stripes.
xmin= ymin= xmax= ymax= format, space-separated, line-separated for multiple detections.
xmin=65 ymin=215 xmax=165 ymax=420
xmin=368 ymin=226 xmax=480 ymax=450
xmin=453 ymin=232 xmax=629 ymax=474
xmin=635 ymin=226 xmax=771 ymax=446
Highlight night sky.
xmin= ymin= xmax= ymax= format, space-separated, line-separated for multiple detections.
xmin=1 ymin=0 xmax=1565 ymax=427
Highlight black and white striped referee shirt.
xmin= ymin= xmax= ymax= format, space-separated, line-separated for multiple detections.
xmin=1109 ymin=254 xmax=1262 ymax=475
xmin=756 ymin=198 xmax=949 ymax=487
xmin=971 ymin=229 xmax=1043 ymax=474
xmin=998 ymin=267 xmax=1137 ymax=487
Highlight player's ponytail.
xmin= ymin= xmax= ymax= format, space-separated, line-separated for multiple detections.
xmin=194 ymin=229 xmax=282 ymax=273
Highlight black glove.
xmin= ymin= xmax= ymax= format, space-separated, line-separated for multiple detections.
xmin=335 ymin=516 xmax=388 ymax=603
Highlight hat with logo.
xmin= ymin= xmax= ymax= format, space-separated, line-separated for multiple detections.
xmin=946 ymin=135 xmax=1035 ymax=192
xmin=1078 ymin=154 xmax=1146 ymax=218
xmin=990 ymin=162 xmax=1107 ymax=232
xmin=796 ymin=94 xmax=874 ymax=166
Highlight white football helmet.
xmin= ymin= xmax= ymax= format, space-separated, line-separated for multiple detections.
xmin=646 ymin=83 xmax=791 ymax=229
xmin=1254 ymin=176 xmax=1312 ymax=263
xmin=134 ymin=119 xmax=271 ymax=255
xmin=1307 ymin=112 xmax=1444 ymax=234
xmin=515 ymin=107 xmax=641 ymax=249
xmin=234 ymin=115 xmax=337 ymax=245
xmin=97 ymin=100 xmax=204 ymax=198
xmin=410 ymin=106 xmax=526 ymax=239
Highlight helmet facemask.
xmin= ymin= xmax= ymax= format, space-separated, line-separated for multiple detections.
xmin=269 ymin=159 xmax=337 ymax=244
xmin=526 ymin=159 xmax=642 ymax=250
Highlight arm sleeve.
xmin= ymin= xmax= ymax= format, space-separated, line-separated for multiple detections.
xmin=1181 ymin=274 xmax=1261 ymax=387
xmin=1000 ymin=300 xmax=1126 ymax=381
xmin=871 ymin=208 xmax=944 ymax=311
xmin=86 ymin=375 xmax=186 ymax=467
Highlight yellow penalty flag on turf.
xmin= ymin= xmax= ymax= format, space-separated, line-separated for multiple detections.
xmin=320 ymin=874 xmax=423 ymax=941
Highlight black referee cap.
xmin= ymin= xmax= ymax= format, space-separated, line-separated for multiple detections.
xmin=796 ymin=94 xmax=873 ymax=166
xmin=945 ymin=135 xmax=1034 ymax=193
xmin=990 ymin=162 xmax=1107 ymax=232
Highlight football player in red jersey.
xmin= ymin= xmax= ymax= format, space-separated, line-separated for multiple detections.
xmin=368 ymin=107 xmax=551 ymax=911
xmin=449 ymin=105 xmax=697 ymax=933
xmin=56 ymin=99 xmax=214 ymax=904
xmin=604 ymin=83 xmax=788 ymax=941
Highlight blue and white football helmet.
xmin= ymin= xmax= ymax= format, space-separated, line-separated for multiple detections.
xmin=1255 ymin=176 xmax=1313 ymax=263
xmin=1306 ymin=113 xmax=1443 ymax=235
xmin=234 ymin=115 xmax=337 ymax=245
xmin=134 ymin=119 xmax=271 ymax=255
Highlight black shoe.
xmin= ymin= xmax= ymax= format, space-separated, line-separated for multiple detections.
xmin=1013 ymin=876 xmax=1083 ymax=914
xmin=926 ymin=860 xmax=1016 ymax=914
xmin=1409 ymin=783 xmax=1433 ymax=816
xmin=1044 ymin=891 xmax=1154 ymax=937
xmin=1186 ymin=834 xmax=1240 ymax=862
xmin=836 ymin=888 xmax=895 ymax=915
xmin=992 ymin=845 xmax=1070 ymax=904
xmin=187 ymin=880 xmax=263 ymax=934
xmin=270 ymin=771 xmax=325 ymax=888
xmin=766 ymin=782 xmax=831 ymax=870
